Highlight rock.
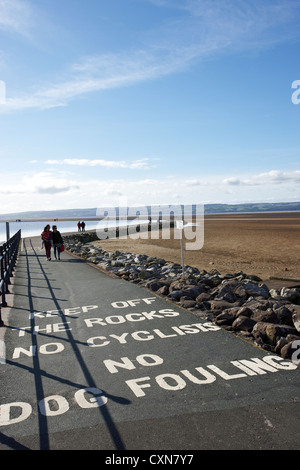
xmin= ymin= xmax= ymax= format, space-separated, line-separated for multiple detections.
xmin=145 ymin=280 xmax=165 ymax=292
xmin=235 ymin=306 xmax=253 ymax=318
xmin=167 ymin=290 xmax=184 ymax=301
xmin=280 ymin=287 xmax=300 ymax=304
xmin=274 ymin=337 xmax=288 ymax=354
xmin=269 ymin=288 xmax=281 ymax=298
xmin=138 ymin=270 xmax=152 ymax=280
xmin=214 ymin=285 xmax=237 ymax=303
xmin=253 ymin=322 xmax=298 ymax=346
xmin=242 ymin=281 xmax=269 ymax=299
xmin=157 ymin=285 xmax=169 ymax=296
xmin=251 ymin=308 xmax=279 ymax=324
xmin=215 ymin=311 xmax=236 ymax=326
xmin=232 ymin=315 xmax=256 ymax=332
xmin=293 ymin=312 xmax=300 ymax=332
xmin=273 ymin=305 xmax=294 ymax=326
xmin=280 ymin=341 xmax=300 ymax=360
xmin=182 ymin=286 xmax=204 ymax=300
xmin=209 ymin=299 xmax=240 ymax=311
xmin=180 ymin=298 xmax=197 ymax=309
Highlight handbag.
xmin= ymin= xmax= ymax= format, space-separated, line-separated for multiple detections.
xmin=60 ymin=244 xmax=65 ymax=252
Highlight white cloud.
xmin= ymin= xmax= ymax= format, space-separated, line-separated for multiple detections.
xmin=223 ymin=177 xmax=241 ymax=186
xmin=44 ymin=158 xmax=154 ymax=170
xmin=223 ymin=170 xmax=300 ymax=186
xmin=0 ymin=167 xmax=299 ymax=214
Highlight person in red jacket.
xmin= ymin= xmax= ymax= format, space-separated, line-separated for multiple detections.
xmin=41 ymin=224 xmax=52 ymax=260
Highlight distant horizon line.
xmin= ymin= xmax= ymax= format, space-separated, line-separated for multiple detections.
xmin=0 ymin=201 xmax=300 ymax=220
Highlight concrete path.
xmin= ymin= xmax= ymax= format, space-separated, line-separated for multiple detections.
xmin=0 ymin=236 xmax=299 ymax=451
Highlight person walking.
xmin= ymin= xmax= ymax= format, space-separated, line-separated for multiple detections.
xmin=77 ymin=221 xmax=81 ymax=232
xmin=81 ymin=221 xmax=85 ymax=231
xmin=52 ymin=225 xmax=64 ymax=260
xmin=41 ymin=224 xmax=52 ymax=260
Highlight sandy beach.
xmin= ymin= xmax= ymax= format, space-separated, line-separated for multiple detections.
xmin=92 ymin=212 xmax=300 ymax=282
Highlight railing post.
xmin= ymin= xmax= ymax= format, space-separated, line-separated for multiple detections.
xmin=0 ymin=230 xmax=21 ymax=326
xmin=0 ymin=246 xmax=5 ymax=325
xmin=6 ymin=222 xmax=10 ymax=241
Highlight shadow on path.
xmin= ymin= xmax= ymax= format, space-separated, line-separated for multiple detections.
xmin=15 ymin=239 xmax=128 ymax=450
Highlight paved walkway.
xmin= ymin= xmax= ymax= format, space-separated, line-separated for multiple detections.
xmin=0 ymin=236 xmax=299 ymax=451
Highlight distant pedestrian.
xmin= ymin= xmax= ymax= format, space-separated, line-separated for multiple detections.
xmin=81 ymin=221 xmax=85 ymax=231
xmin=41 ymin=224 xmax=52 ymax=260
xmin=52 ymin=225 xmax=63 ymax=260
xmin=77 ymin=221 xmax=81 ymax=232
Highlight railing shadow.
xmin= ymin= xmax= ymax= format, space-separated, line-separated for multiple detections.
xmin=22 ymin=239 xmax=128 ymax=450
xmin=0 ymin=432 xmax=31 ymax=450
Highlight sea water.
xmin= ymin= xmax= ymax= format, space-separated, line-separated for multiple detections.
xmin=0 ymin=219 xmax=149 ymax=244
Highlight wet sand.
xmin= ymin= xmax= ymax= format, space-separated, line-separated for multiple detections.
xmin=93 ymin=212 xmax=300 ymax=282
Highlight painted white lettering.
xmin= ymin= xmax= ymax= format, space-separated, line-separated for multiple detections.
xmin=53 ymin=322 xmax=71 ymax=332
xmin=131 ymin=331 xmax=154 ymax=341
xmin=231 ymin=361 xmax=257 ymax=376
xmin=106 ymin=315 xmax=126 ymax=325
xmin=75 ymin=388 xmax=107 ymax=408
xmin=39 ymin=342 xmax=64 ymax=355
xmin=125 ymin=313 xmax=144 ymax=322
xmin=136 ymin=354 xmax=163 ymax=367
xmin=12 ymin=343 xmax=64 ymax=358
xmin=262 ymin=355 xmax=298 ymax=370
xmin=236 ymin=358 xmax=278 ymax=375
xmin=127 ymin=299 xmax=141 ymax=307
xmin=84 ymin=309 xmax=180 ymax=328
xmin=207 ymin=365 xmax=246 ymax=380
xmin=171 ymin=326 xmax=186 ymax=335
xmin=45 ymin=309 xmax=63 ymax=318
xmin=104 ymin=356 xmax=136 ymax=374
xmin=29 ymin=305 xmax=98 ymax=319
xmin=152 ymin=328 xmax=177 ymax=339
xmin=109 ymin=333 xmax=129 ymax=344
xmin=82 ymin=305 xmax=98 ymax=313
xmin=141 ymin=310 xmax=163 ymax=320
xmin=159 ymin=308 xmax=180 ymax=317
xmin=111 ymin=301 xmax=129 ymax=308
xmin=29 ymin=311 xmax=46 ymax=319
xmin=104 ymin=354 xmax=164 ymax=374
xmin=87 ymin=336 xmax=110 ymax=347
xmin=0 ymin=402 xmax=32 ymax=426
xmin=202 ymin=322 xmax=221 ymax=331
xmin=39 ymin=395 xmax=69 ymax=416
xmin=33 ymin=324 xmax=53 ymax=335
xmin=16 ymin=327 xmax=31 ymax=337
xmin=12 ymin=345 xmax=36 ymax=359
xmin=142 ymin=297 xmax=156 ymax=305
xmin=64 ymin=307 xmax=81 ymax=316
xmin=125 ymin=377 xmax=151 ymax=397
xmin=111 ymin=297 xmax=156 ymax=309
xmin=156 ymin=373 xmax=186 ymax=391
xmin=181 ymin=367 xmax=216 ymax=384
xmin=84 ymin=318 xmax=106 ymax=327
xmin=178 ymin=325 xmax=201 ymax=334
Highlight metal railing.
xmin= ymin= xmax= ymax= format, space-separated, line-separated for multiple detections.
xmin=0 ymin=230 xmax=21 ymax=326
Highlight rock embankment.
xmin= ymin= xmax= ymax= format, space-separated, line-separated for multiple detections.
xmin=64 ymin=233 xmax=300 ymax=363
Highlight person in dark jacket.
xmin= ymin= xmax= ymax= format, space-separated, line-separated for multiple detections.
xmin=52 ymin=225 xmax=63 ymax=260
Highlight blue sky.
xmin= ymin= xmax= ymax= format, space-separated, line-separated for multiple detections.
xmin=0 ymin=0 xmax=300 ymax=214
